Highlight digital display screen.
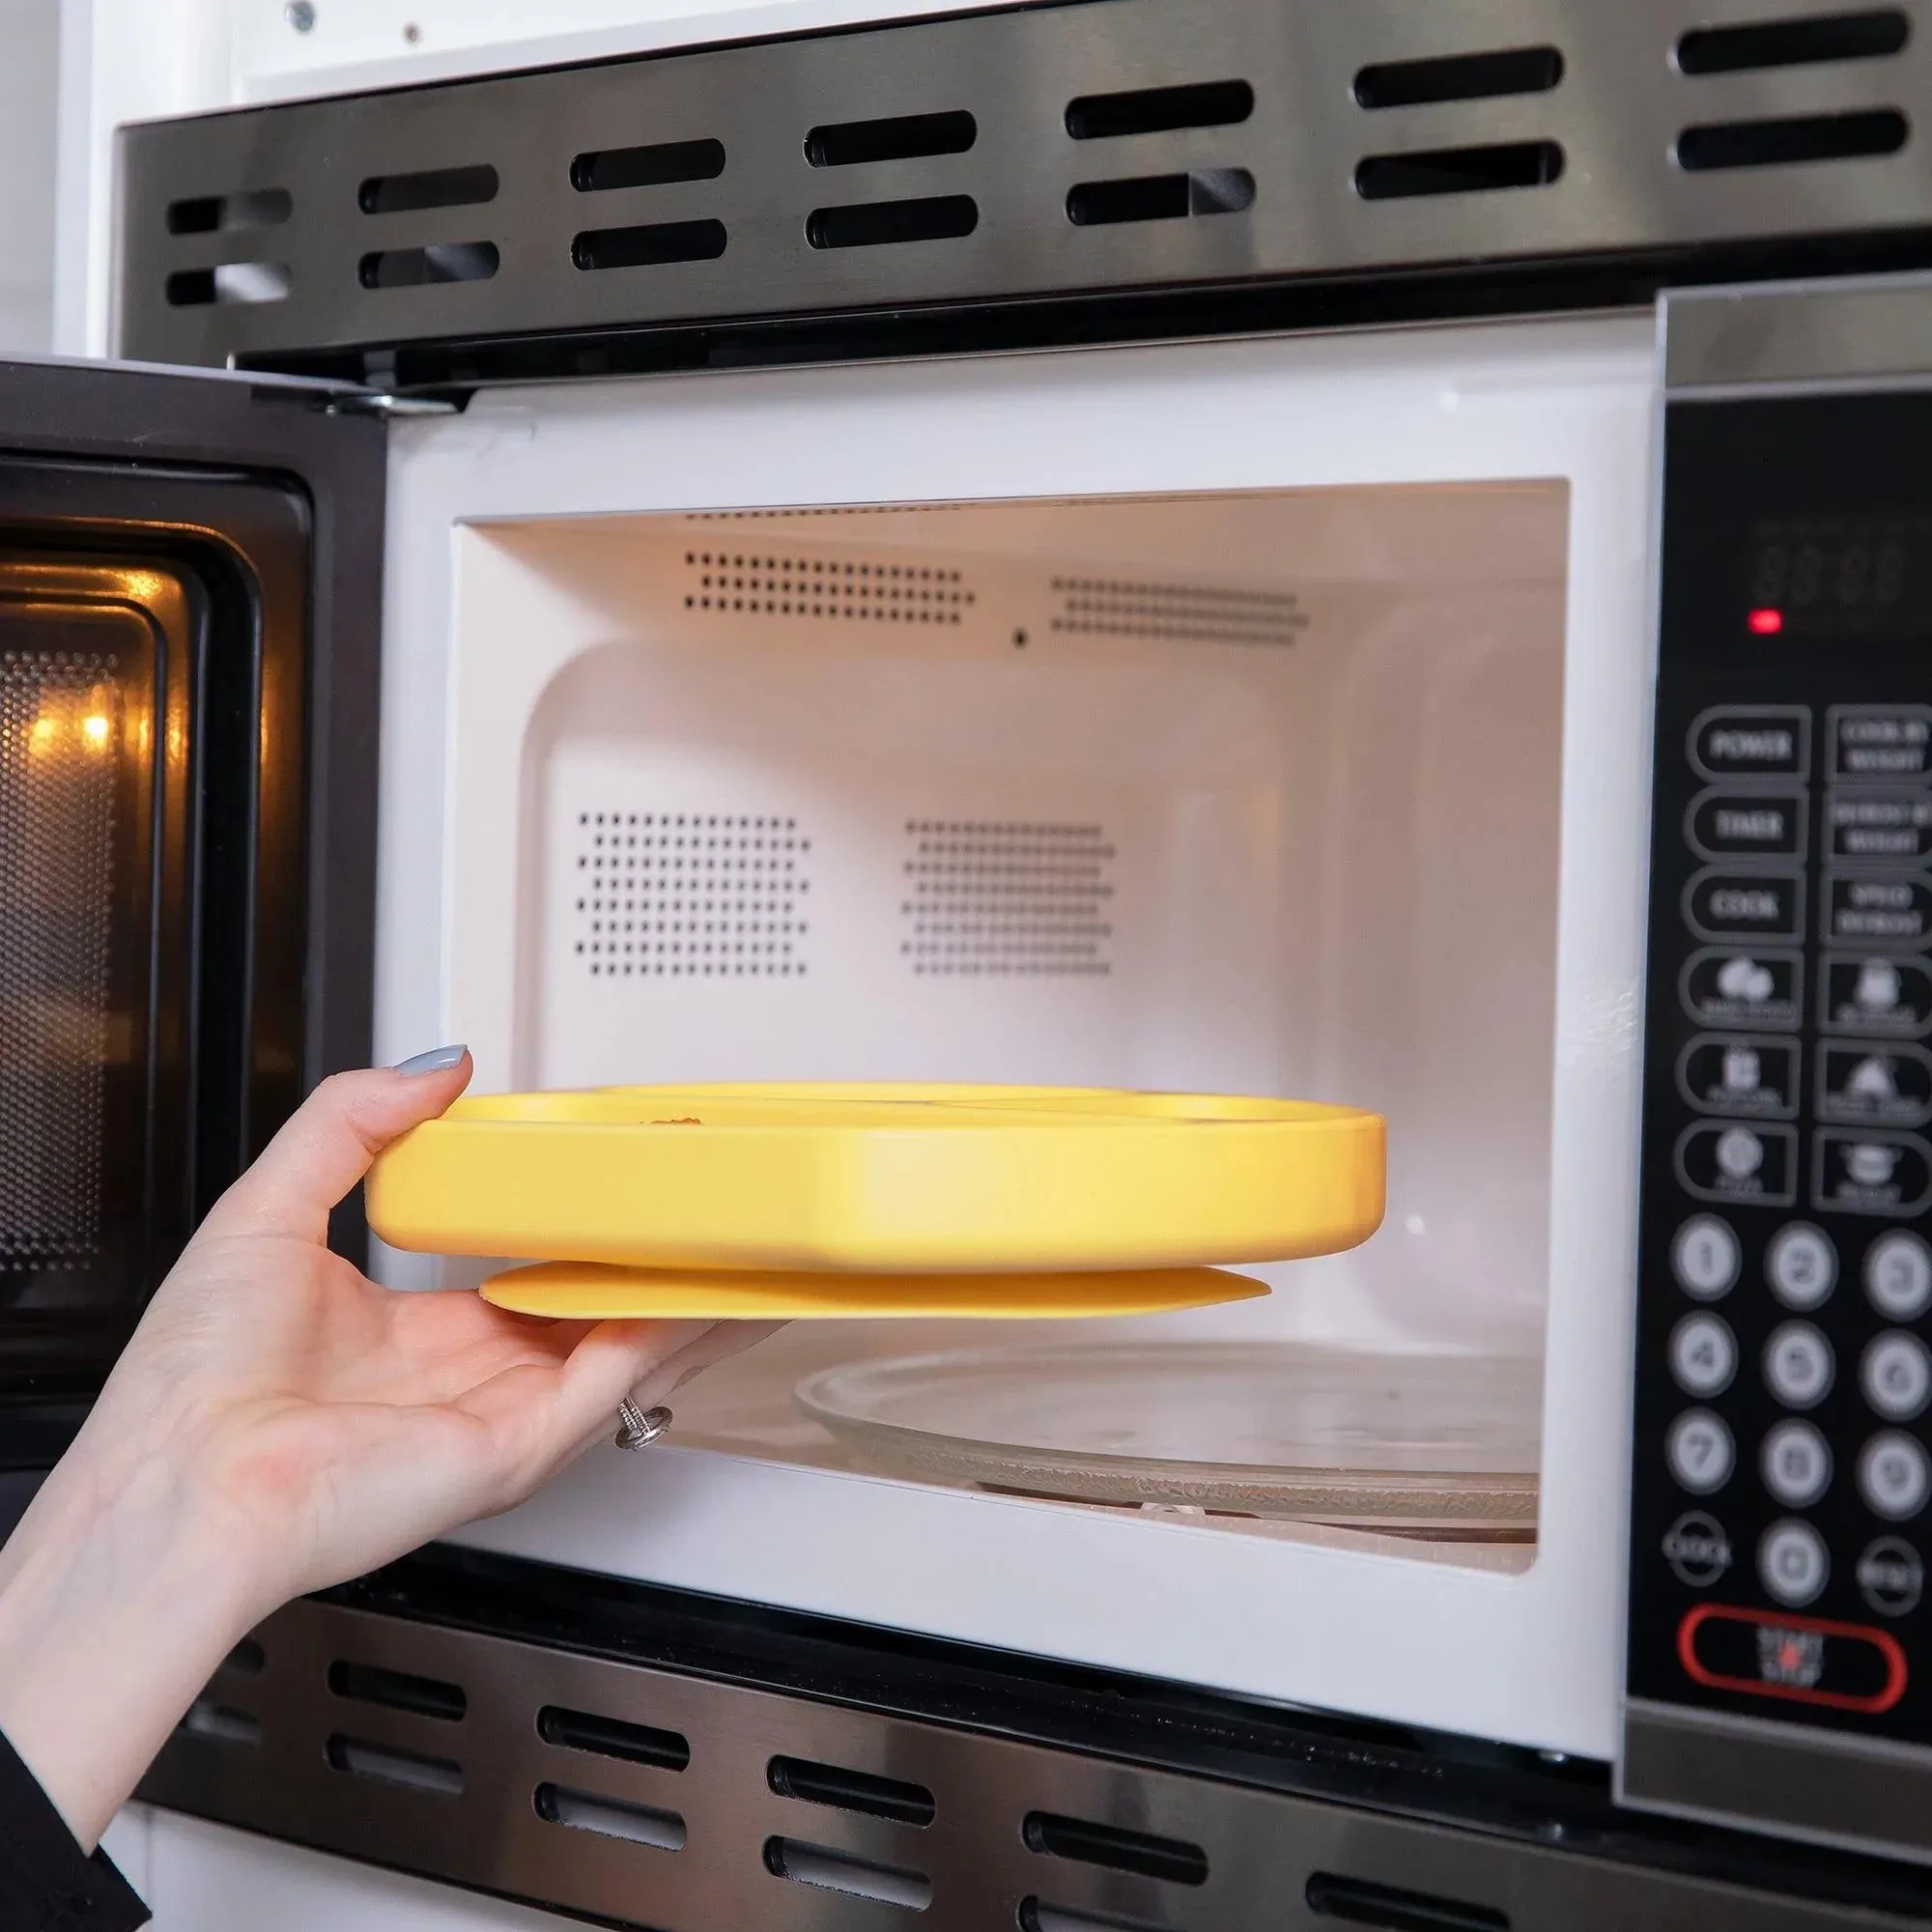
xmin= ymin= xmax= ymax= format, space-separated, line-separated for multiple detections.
xmin=1746 ymin=512 xmax=1932 ymax=641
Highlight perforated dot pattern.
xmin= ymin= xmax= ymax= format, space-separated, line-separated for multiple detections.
xmin=575 ymin=812 xmax=810 ymax=978
xmin=0 ymin=653 xmax=119 ymax=1270
xmin=902 ymin=819 xmax=1113 ymax=977
xmin=683 ymin=551 xmax=975 ymax=624
xmin=1051 ymin=575 xmax=1307 ymax=646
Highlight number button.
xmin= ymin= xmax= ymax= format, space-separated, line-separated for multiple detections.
xmin=1859 ymin=1433 xmax=1932 ymax=1520
xmin=1671 ymin=1215 xmax=1740 ymax=1301
xmin=1761 ymin=1420 xmax=1833 ymax=1508
xmin=1865 ymin=1230 xmax=1932 ymax=1320
xmin=1764 ymin=1322 xmax=1834 ymax=1410
xmin=1766 ymin=1223 xmax=1836 ymax=1310
xmin=1759 ymin=1520 xmax=1831 ymax=1608
xmin=1669 ymin=1313 xmax=1737 ymax=1397
xmin=1861 ymin=1331 xmax=1932 ymax=1422
xmin=1667 ymin=1409 xmax=1735 ymax=1495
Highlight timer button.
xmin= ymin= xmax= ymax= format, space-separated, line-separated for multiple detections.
xmin=1690 ymin=707 xmax=1809 ymax=781
xmin=1859 ymin=1432 xmax=1932 ymax=1520
xmin=1667 ymin=1409 xmax=1735 ymax=1495
xmin=1762 ymin=1420 xmax=1833 ymax=1509
xmin=1765 ymin=1223 xmax=1836 ymax=1311
xmin=1669 ymin=1313 xmax=1737 ymax=1398
xmin=1759 ymin=1520 xmax=1831 ymax=1608
xmin=1764 ymin=1322 xmax=1834 ymax=1409
xmin=1865 ymin=1230 xmax=1932 ymax=1319
xmin=1672 ymin=1215 xmax=1741 ymax=1300
xmin=1861 ymin=1331 xmax=1932 ymax=1423
xmin=1688 ymin=789 xmax=1806 ymax=862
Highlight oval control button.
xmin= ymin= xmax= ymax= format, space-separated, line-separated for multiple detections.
xmin=1760 ymin=1520 xmax=1831 ymax=1607
xmin=1678 ymin=1603 xmax=1907 ymax=1713
xmin=1762 ymin=1420 xmax=1833 ymax=1508
xmin=1766 ymin=1223 xmax=1836 ymax=1310
xmin=1672 ymin=1215 xmax=1740 ymax=1299
xmin=1860 ymin=1433 xmax=1932 ymax=1521
xmin=1861 ymin=1332 xmax=1932 ymax=1423
xmin=1764 ymin=1322 xmax=1834 ymax=1409
xmin=1690 ymin=708 xmax=1808 ymax=780
xmin=1858 ymin=1538 xmax=1924 ymax=1617
xmin=1866 ymin=1231 xmax=1932 ymax=1319
xmin=1687 ymin=869 xmax=1804 ymax=943
xmin=1667 ymin=1409 xmax=1735 ymax=1495
xmin=1670 ymin=1314 xmax=1737 ymax=1397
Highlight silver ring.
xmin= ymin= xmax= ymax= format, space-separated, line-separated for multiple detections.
xmin=615 ymin=1398 xmax=672 ymax=1451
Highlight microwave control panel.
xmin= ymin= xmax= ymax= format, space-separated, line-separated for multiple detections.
xmin=1630 ymin=391 xmax=1932 ymax=1758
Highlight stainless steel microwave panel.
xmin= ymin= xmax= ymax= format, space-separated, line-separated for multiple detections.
xmin=1622 ymin=274 xmax=1932 ymax=1861
xmin=112 ymin=0 xmax=1932 ymax=379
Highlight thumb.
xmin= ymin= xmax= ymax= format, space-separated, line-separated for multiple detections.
xmin=197 ymin=1048 xmax=473 ymax=1245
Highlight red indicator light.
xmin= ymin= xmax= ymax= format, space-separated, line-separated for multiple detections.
xmin=1748 ymin=608 xmax=1784 ymax=636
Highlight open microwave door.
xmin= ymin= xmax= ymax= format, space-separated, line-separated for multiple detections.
xmin=0 ymin=355 xmax=384 ymax=1465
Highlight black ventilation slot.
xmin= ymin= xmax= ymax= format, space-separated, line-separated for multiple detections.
xmin=768 ymin=1755 xmax=937 ymax=1826
xmin=326 ymin=1735 xmax=464 ymax=1798
xmin=328 ymin=1660 xmax=467 ymax=1722
xmin=1306 ymin=1872 xmax=1510 ymax=1932
xmin=358 ymin=163 xmax=498 ymax=213
xmin=1065 ymin=78 xmax=1253 ymax=140
xmin=180 ymin=1699 xmax=261 ymax=1748
xmin=166 ymin=188 xmax=291 ymax=234
xmin=1019 ymin=1900 xmax=1176 ymax=1932
xmin=763 ymin=1837 xmax=933 ymax=1912
xmin=573 ymin=219 xmax=727 ymax=271
xmin=1355 ymin=140 xmax=1563 ymax=199
xmin=1023 ymin=1812 xmax=1208 ymax=1888
xmin=358 ymin=242 xmax=499 ymax=289
xmin=1067 ymin=168 xmax=1253 ymax=225
xmin=571 ymin=138 xmax=725 ymax=192
xmin=222 ymin=1637 xmax=266 ymax=1675
xmin=807 ymin=109 xmax=976 ymax=167
xmin=1676 ymin=107 xmax=1908 ymax=170
xmin=164 ymin=263 xmax=291 ymax=307
xmin=807 ymin=195 xmax=978 ymax=248
xmin=535 ymin=1782 xmax=686 ymax=1850
xmin=1678 ymin=8 xmax=1909 ymax=73
xmin=1353 ymin=45 xmax=1563 ymax=109
xmin=537 ymin=1703 xmax=691 ymax=1771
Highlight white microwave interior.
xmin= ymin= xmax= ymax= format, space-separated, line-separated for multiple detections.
xmin=445 ymin=480 xmax=1568 ymax=1564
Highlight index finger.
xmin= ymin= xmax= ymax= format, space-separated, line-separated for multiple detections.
xmin=196 ymin=1049 xmax=473 ymax=1245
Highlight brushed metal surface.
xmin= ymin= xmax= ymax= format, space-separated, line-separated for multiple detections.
xmin=141 ymin=1596 xmax=1930 ymax=1929
xmin=1666 ymin=272 xmax=1932 ymax=390
xmin=115 ymin=0 xmax=1932 ymax=370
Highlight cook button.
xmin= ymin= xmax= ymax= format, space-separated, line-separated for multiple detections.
xmin=1828 ymin=788 xmax=1932 ymax=863
xmin=1765 ymin=1223 xmax=1836 ymax=1310
xmin=1667 ymin=1408 xmax=1735 ymax=1494
xmin=1762 ymin=1420 xmax=1833 ymax=1508
xmin=1663 ymin=1511 xmax=1733 ymax=1587
xmin=1866 ymin=1230 xmax=1932 ymax=1319
xmin=1687 ymin=869 xmax=1804 ymax=944
xmin=1678 ymin=1122 xmax=1797 ymax=1205
xmin=1760 ymin=1520 xmax=1831 ymax=1607
xmin=1670 ymin=1313 xmax=1737 ymax=1397
xmin=1689 ymin=790 xmax=1806 ymax=861
xmin=1860 ymin=1432 xmax=1932 ymax=1520
xmin=1825 ymin=874 xmax=1932 ymax=948
xmin=1764 ymin=1322 xmax=1834 ymax=1409
xmin=1817 ymin=1041 xmax=1932 ymax=1127
xmin=1672 ymin=1215 xmax=1741 ymax=1300
xmin=1861 ymin=1332 xmax=1932 ymax=1422
xmin=1679 ymin=1037 xmax=1798 ymax=1118
xmin=1822 ymin=954 xmax=1932 ymax=1036
xmin=1858 ymin=1537 xmax=1924 ymax=1617
xmin=1691 ymin=707 xmax=1809 ymax=780
xmin=1832 ymin=704 xmax=1932 ymax=780
xmin=1814 ymin=1130 xmax=1932 ymax=1215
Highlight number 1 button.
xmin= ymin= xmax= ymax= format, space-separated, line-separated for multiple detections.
xmin=1673 ymin=1216 xmax=1740 ymax=1300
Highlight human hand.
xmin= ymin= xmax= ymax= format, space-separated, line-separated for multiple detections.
xmin=0 ymin=1050 xmax=772 ymax=1850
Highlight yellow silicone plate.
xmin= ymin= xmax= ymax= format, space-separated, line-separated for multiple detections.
xmin=480 ymin=1261 xmax=1270 ymax=1321
xmin=367 ymin=1083 xmax=1385 ymax=1280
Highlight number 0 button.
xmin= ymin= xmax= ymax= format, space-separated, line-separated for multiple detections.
xmin=1865 ymin=1231 xmax=1932 ymax=1320
xmin=1672 ymin=1215 xmax=1741 ymax=1300
xmin=1860 ymin=1433 xmax=1932 ymax=1520
xmin=1668 ymin=1409 xmax=1735 ymax=1494
xmin=1760 ymin=1520 xmax=1831 ymax=1607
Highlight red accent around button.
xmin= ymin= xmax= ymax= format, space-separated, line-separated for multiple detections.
xmin=1678 ymin=1603 xmax=1907 ymax=1714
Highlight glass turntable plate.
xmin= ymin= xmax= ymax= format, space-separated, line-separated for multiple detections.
xmin=796 ymin=1343 xmax=1540 ymax=1529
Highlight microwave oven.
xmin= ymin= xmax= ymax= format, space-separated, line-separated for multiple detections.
xmin=14 ymin=0 xmax=1932 ymax=1925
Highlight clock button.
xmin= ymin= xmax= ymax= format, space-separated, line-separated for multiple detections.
xmin=1671 ymin=1215 xmax=1741 ymax=1300
xmin=1865 ymin=1230 xmax=1932 ymax=1320
xmin=1861 ymin=1331 xmax=1932 ymax=1423
xmin=1761 ymin=1421 xmax=1833 ymax=1508
xmin=1668 ymin=1409 xmax=1735 ymax=1495
xmin=1765 ymin=1223 xmax=1836 ymax=1310
xmin=1764 ymin=1322 xmax=1834 ymax=1410
xmin=1860 ymin=1433 xmax=1932 ymax=1520
xmin=1759 ymin=1520 xmax=1831 ymax=1608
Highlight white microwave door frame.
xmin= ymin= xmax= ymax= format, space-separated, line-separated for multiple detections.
xmin=372 ymin=309 xmax=1659 ymax=1760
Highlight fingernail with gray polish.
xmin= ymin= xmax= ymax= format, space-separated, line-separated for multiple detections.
xmin=394 ymin=1043 xmax=469 ymax=1075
